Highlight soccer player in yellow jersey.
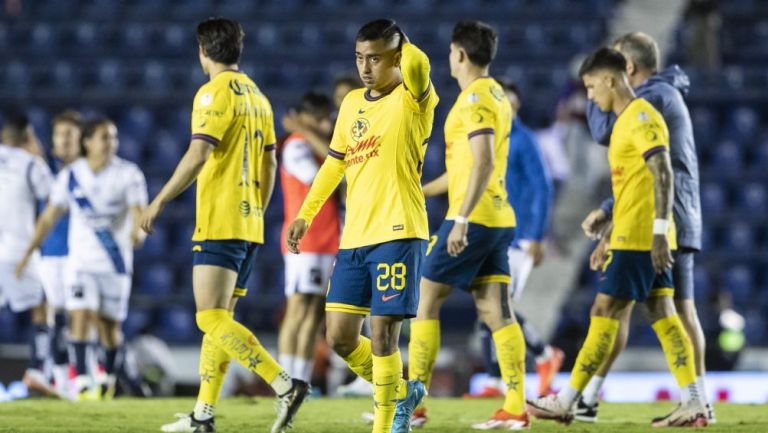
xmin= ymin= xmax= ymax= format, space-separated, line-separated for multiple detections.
xmin=407 ymin=21 xmax=528 ymax=430
xmin=140 ymin=18 xmax=307 ymax=433
xmin=285 ymin=19 xmax=438 ymax=433
xmin=527 ymin=48 xmax=707 ymax=428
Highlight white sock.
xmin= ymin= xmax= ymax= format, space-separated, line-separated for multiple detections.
xmin=193 ymin=400 xmax=215 ymax=421
xmin=278 ymin=354 xmax=295 ymax=378
xmin=696 ymin=376 xmax=709 ymax=404
xmin=293 ymin=357 xmax=313 ymax=383
xmin=52 ymin=365 xmax=69 ymax=392
xmin=74 ymin=374 xmax=91 ymax=393
xmin=271 ymin=370 xmax=293 ymax=396
xmin=680 ymin=381 xmax=701 ymax=404
xmin=535 ymin=345 xmax=554 ymax=363
xmin=557 ymin=385 xmax=580 ymax=407
xmin=581 ymin=375 xmax=605 ymax=406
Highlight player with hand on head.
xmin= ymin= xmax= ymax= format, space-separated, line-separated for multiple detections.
xmin=285 ymin=18 xmax=438 ymax=433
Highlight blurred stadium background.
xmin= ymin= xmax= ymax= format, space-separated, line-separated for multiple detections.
xmin=1 ymin=0 xmax=767 ymax=404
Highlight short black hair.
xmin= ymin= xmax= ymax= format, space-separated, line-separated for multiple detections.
xmin=613 ymin=32 xmax=660 ymax=72
xmin=52 ymin=109 xmax=82 ymax=129
xmin=451 ymin=20 xmax=498 ymax=67
xmin=356 ymin=19 xmax=402 ymax=45
xmin=2 ymin=110 xmax=30 ymax=145
xmin=296 ymin=92 xmax=333 ymax=120
xmin=334 ymin=74 xmax=361 ymax=90
xmin=578 ymin=47 xmax=627 ymax=77
xmin=81 ymin=117 xmax=113 ymax=145
xmin=197 ymin=17 xmax=244 ymax=65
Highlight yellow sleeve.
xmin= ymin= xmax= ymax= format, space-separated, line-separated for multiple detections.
xmin=191 ymin=84 xmax=233 ymax=146
xmin=633 ymin=107 xmax=669 ymax=160
xmin=296 ymin=102 xmax=348 ymax=225
xmin=296 ymin=157 xmax=345 ymax=226
xmin=461 ymin=88 xmax=497 ymax=139
xmin=401 ymin=43 xmax=431 ymax=100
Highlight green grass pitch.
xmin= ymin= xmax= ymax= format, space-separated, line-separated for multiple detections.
xmin=0 ymin=397 xmax=766 ymax=432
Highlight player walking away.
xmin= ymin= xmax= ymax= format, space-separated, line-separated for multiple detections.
xmin=0 ymin=113 xmax=55 ymax=396
xmin=409 ymin=21 xmax=528 ymax=430
xmin=285 ymin=19 xmax=438 ymax=433
xmin=578 ymin=32 xmax=712 ymax=424
xmin=142 ymin=18 xmax=307 ymax=433
xmin=468 ymin=80 xmax=562 ymax=400
xmin=527 ymin=48 xmax=708 ymax=428
xmin=38 ymin=110 xmax=83 ymax=397
xmin=17 ymin=117 xmax=147 ymax=402
xmin=277 ymin=92 xmax=340 ymax=386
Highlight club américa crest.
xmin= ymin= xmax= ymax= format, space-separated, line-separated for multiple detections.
xmin=351 ymin=118 xmax=370 ymax=142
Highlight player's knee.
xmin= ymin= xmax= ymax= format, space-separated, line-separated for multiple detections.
xmin=196 ymin=309 xmax=230 ymax=334
xmin=326 ymin=331 xmax=357 ymax=358
xmin=645 ymin=295 xmax=676 ymax=322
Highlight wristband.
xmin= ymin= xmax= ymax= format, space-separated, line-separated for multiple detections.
xmin=653 ymin=218 xmax=669 ymax=235
xmin=454 ymin=216 xmax=469 ymax=225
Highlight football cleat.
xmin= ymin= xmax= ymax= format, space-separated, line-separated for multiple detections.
xmin=526 ymin=394 xmax=574 ymax=425
xmin=271 ymin=379 xmax=309 ymax=433
xmin=463 ymin=385 xmax=505 ymax=399
xmin=574 ymin=397 xmax=598 ymax=423
xmin=471 ymin=409 xmax=530 ymax=430
xmin=650 ymin=401 xmax=708 ymax=428
xmin=160 ymin=413 xmax=215 ymax=433
xmin=391 ymin=381 xmax=427 ymax=433
xmin=706 ymin=403 xmax=716 ymax=424
xmin=535 ymin=347 xmax=564 ymax=396
xmin=22 ymin=369 xmax=58 ymax=398
xmin=411 ymin=406 xmax=428 ymax=428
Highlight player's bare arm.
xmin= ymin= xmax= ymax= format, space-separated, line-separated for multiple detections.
xmin=260 ymin=147 xmax=277 ymax=212
xmin=282 ymin=112 xmax=330 ymax=159
xmin=646 ymin=150 xmax=675 ymax=273
xmin=589 ymin=222 xmax=612 ymax=271
xmin=448 ymin=133 xmax=495 ymax=257
xmin=130 ymin=204 xmax=147 ymax=248
xmin=140 ymin=139 xmax=213 ymax=234
xmin=422 ymin=172 xmax=448 ymax=197
xmin=15 ymin=204 xmax=67 ymax=278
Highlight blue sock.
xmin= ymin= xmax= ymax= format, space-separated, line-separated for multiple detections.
xmin=71 ymin=341 xmax=88 ymax=376
xmin=51 ymin=312 xmax=69 ymax=365
xmin=29 ymin=324 xmax=49 ymax=371
xmin=479 ymin=322 xmax=501 ymax=378
xmin=104 ymin=347 xmax=120 ymax=375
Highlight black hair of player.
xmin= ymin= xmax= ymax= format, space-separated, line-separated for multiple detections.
xmin=451 ymin=20 xmax=498 ymax=68
xmin=197 ymin=17 xmax=245 ymax=65
xmin=2 ymin=110 xmax=30 ymax=134
xmin=578 ymin=47 xmax=627 ymax=77
xmin=80 ymin=117 xmax=113 ymax=149
xmin=296 ymin=92 xmax=333 ymax=120
xmin=356 ymin=19 xmax=402 ymax=46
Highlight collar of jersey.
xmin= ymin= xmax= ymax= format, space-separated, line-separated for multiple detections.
xmin=364 ymin=86 xmax=396 ymax=102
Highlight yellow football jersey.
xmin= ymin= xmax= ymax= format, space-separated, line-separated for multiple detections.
xmin=190 ymin=70 xmax=276 ymax=243
xmin=609 ymin=98 xmax=677 ymax=250
xmin=444 ymin=77 xmax=515 ymax=227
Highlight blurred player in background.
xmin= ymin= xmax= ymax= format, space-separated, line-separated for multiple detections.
xmin=0 ymin=113 xmax=54 ymax=396
xmin=141 ymin=17 xmax=307 ymax=433
xmin=470 ymin=80 xmax=561 ymax=400
xmin=38 ymin=110 xmax=83 ymax=396
xmin=579 ymin=32 xmax=711 ymax=424
xmin=527 ymin=48 xmax=707 ymax=428
xmin=411 ymin=21 xmax=528 ymax=430
xmin=277 ymin=92 xmax=339 ymax=386
xmin=286 ymin=18 xmax=438 ymax=433
xmin=17 ymin=117 xmax=147 ymax=401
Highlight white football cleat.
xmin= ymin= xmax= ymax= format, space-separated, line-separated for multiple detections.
xmin=526 ymin=394 xmax=574 ymax=425
xmin=650 ymin=401 xmax=708 ymax=428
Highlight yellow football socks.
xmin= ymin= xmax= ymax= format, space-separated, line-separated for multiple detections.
xmin=196 ymin=309 xmax=289 ymax=394
xmin=198 ymin=333 xmax=231 ymax=405
xmin=343 ymin=336 xmax=373 ymax=383
xmin=408 ymin=319 xmax=440 ymax=389
xmin=492 ymin=322 xmax=527 ymax=416
xmin=652 ymin=314 xmax=697 ymax=388
xmin=372 ymin=351 xmax=407 ymax=433
xmin=569 ymin=316 xmax=619 ymax=391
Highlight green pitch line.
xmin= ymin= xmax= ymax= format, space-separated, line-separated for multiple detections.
xmin=0 ymin=397 xmax=766 ymax=433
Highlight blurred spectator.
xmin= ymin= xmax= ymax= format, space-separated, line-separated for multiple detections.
xmin=684 ymin=0 xmax=721 ymax=68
